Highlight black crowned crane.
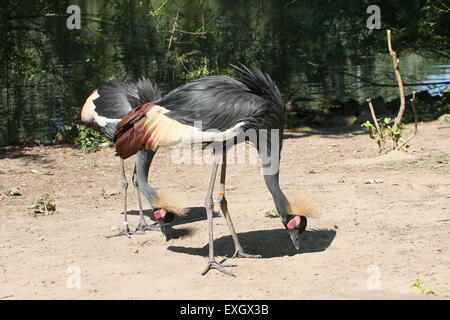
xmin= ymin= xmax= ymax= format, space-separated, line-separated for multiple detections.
xmin=78 ymin=78 xmax=180 ymax=237
xmin=110 ymin=65 xmax=315 ymax=276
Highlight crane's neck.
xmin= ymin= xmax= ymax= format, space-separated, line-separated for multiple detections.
xmin=258 ymin=129 xmax=289 ymax=221
xmin=263 ymin=172 xmax=290 ymax=221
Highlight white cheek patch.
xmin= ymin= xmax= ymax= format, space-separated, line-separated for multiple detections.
xmin=287 ymin=216 xmax=301 ymax=229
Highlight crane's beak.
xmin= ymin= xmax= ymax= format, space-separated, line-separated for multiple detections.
xmin=157 ymin=218 xmax=169 ymax=241
xmin=154 ymin=209 xmax=169 ymax=241
xmin=287 ymin=229 xmax=301 ymax=251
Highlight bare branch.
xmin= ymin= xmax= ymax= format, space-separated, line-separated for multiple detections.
xmin=397 ymin=92 xmax=419 ymax=151
xmin=166 ymin=9 xmax=180 ymax=58
xmin=367 ymin=98 xmax=384 ymax=151
xmin=175 ymin=30 xmax=212 ymax=35
xmin=367 ymin=99 xmax=381 ymax=135
xmin=387 ymin=30 xmax=407 ymax=126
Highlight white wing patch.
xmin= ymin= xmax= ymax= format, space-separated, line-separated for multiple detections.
xmin=143 ymin=105 xmax=246 ymax=150
xmin=80 ymin=90 xmax=99 ymax=123
xmin=80 ymin=90 xmax=121 ymax=127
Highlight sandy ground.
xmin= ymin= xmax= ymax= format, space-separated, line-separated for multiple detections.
xmin=0 ymin=119 xmax=449 ymax=300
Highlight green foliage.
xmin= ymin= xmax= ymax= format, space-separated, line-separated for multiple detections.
xmin=361 ymin=117 xmax=406 ymax=150
xmin=285 ymin=111 xmax=299 ymax=129
xmin=404 ymin=94 xmax=450 ymax=122
xmin=385 ymin=120 xmax=403 ymax=145
xmin=264 ymin=210 xmax=279 ymax=218
xmin=361 ymin=121 xmax=377 ymax=137
xmin=1 ymin=1 xmax=449 ymax=146
xmin=60 ymin=124 xmax=108 ymax=152
xmin=411 ymin=279 xmax=436 ymax=295
xmin=75 ymin=125 xmax=107 ymax=152
xmin=27 ymin=193 xmax=56 ymax=216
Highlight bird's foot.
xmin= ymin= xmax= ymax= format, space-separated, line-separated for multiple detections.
xmin=135 ymin=220 xmax=160 ymax=232
xmin=201 ymin=260 xmax=237 ymax=277
xmin=106 ymin=224 xmax=143 ymax=238
xmin=232 ymin=249 xmax=262 ymax=259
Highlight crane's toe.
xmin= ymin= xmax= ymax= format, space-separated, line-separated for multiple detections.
xmin=135 ymin=220 xmax=160 ymax=232
xmin=232 ymin=250 xmax=262 ymax=259
xmin=105 ymin=224 xmax=143 ymax=238
xmin=201 ymin=261 xmax=237 ymax=277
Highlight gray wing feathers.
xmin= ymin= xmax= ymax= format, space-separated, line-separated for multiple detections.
xmin=94 ymin=81 xmax=140 ymax=119
xmin=93 ymin=77 xmax=161 ymax=120
xmin=156 ymin=76 xmax=262 ymax=131
xmin=155 ymin=66 xmax=284 ymax=132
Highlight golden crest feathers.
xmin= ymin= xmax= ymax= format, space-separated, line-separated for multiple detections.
xmin=154 ymin=189 xmax=188 ymax=216
xmin=286 ymin=191 xmax=320 ymax=218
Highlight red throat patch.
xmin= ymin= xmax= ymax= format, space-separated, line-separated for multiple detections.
xmin=153 ymin=209 xmax=167 ymax=220
xmin=287 ymin=216 xmax=301 ymax=229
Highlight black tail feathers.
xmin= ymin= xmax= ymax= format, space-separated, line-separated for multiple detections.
xmin=137 ymin=76 xmax=161 ymax=105
xmin=231 ymin=63 xmax=283 ymax=114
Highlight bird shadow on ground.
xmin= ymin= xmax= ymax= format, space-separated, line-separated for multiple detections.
xmin=171 ymin=207 xmax=220 ymax=226
xmin=165 ymin=227 xmax=194 ymax=239
xmin=125 ymin=206 xmax=216 ymax=227
xmin=167 ymin=228 xmax=336 ymax=258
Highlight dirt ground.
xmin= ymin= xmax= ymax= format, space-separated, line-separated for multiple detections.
xmin=1 ymin=119 xmax=449 ymax=300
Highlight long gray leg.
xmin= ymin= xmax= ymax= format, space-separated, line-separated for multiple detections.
xmin=106 ymin=157 xmax=136 ymax=238
xmin=218 ymin=150 xmax=261 ymax=259
xmin=201 ymin=153 xmax=237 ymax=277
xmin=133 ymin=166 xmax=159 ymax=232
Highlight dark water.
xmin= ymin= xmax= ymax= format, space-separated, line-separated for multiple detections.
xmin=3 ymin=56 xmax=448 ymax=147
xmin=1 ymin=1 xmax=449 ymax=146
xmin=303 ymin=53 xmax=450 ymax=104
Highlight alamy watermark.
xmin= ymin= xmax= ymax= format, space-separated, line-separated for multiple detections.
xmin=366 ymin=5 xmax=381 ymax=29
xmin=66 ymin=265 xmax=81 ymax=289
xmin=169 ymin=122 xmax=281 ymax=175
xmin=67 ymin=5 xmax=81 ymax=30
xmin=366 ymin=265 xmax=382 ymax=290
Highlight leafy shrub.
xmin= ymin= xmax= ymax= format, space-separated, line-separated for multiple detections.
xmin=59 ymin=124 xmax=108 ymax=152
xmin=403 ymin=94 xmax=450 ymax=122
xmin=27 ymin=193 xmax=56 ymax=216
xmin=361 ymin=117 xmax=406 ymax=150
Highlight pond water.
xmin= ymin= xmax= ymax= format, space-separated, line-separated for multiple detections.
xmin=302 ymin=53 xmax=450 ymax=107
xmin=2 ymin=1 xmax=449 ymax=146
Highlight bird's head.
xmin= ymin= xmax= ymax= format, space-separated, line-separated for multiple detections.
xmin=153 ymin=209 xmax=175 ymax=240
xmin=283 ymin=191 xmax=319 ymax=251
xmin=151 ymin=189 xmax=188 ymax=240
xmin=283 ymin=215 xmax=307 ymax=250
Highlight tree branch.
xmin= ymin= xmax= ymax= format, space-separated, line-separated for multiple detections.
xmin=166 ymin=9 xmax=180 ymax=58
xmin=367 ymin=98 xmax=384 ymax=151
xmin=398 ymin=92 xmax=419 ymax=151
xmin=387 ymin=30 xmax=406 ymax=126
